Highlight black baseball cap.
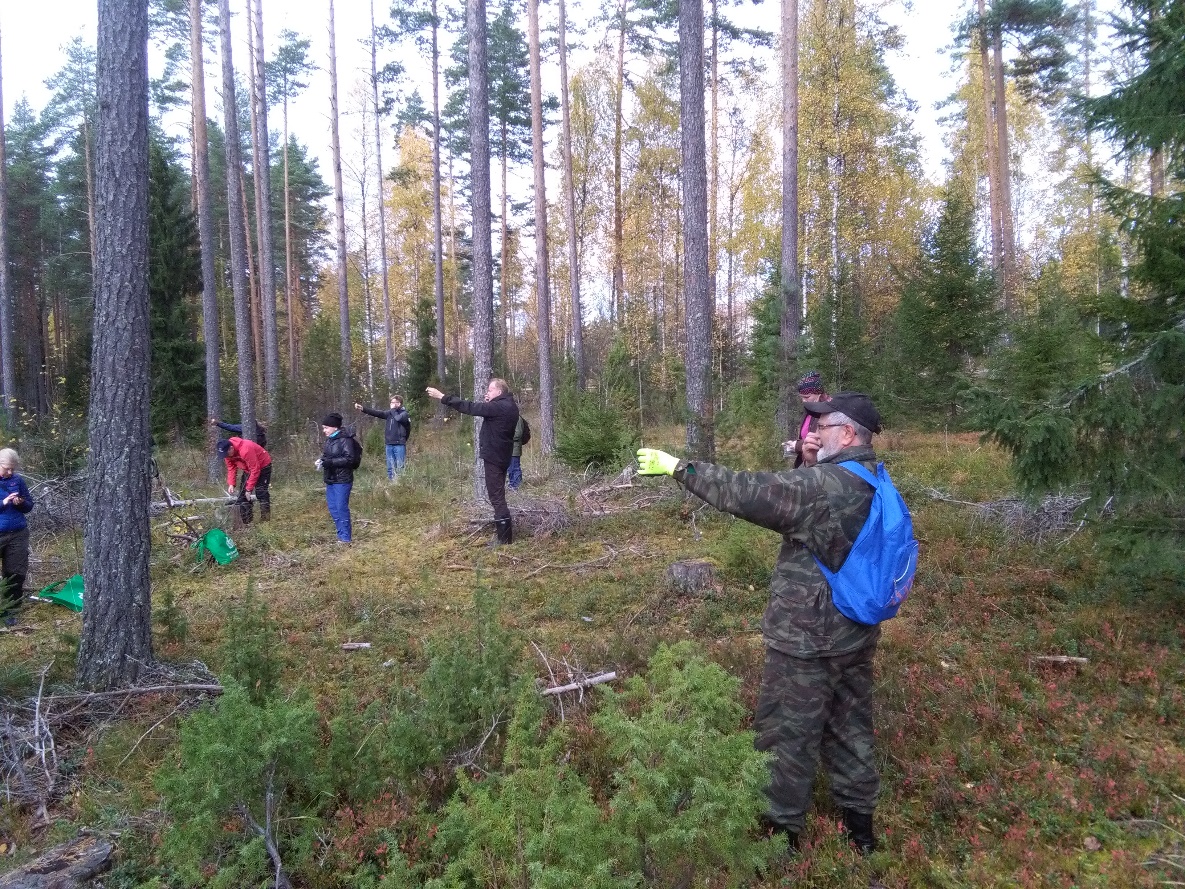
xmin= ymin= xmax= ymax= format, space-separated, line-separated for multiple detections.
xmin=804 ymin=391 xmax=883 ymax=434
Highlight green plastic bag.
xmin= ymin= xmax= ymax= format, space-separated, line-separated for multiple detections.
xmin=192 ymin=528 xmax=240 ymax=565
xmin=34 ymin=575 xmax=85 ymax=612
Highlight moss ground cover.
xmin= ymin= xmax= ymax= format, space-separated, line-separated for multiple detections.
xmin=1 ymin=426 xmax=1182 ymax=887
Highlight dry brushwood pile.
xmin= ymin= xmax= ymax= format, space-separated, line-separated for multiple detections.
xmin=454 ymin=468 xmax=679 ymax=541
xmin=1 ymin=661 xmax=221 ymax=826
xmin=925 ymin=488 xmax=1099 ymax=545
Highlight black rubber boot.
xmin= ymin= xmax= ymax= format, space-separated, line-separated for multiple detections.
xmin=841 ymin=808 xmax=877 ymax=854
xmin=495 ymin=517 xmax=513 ymax=545
xmin=2 ymin=573 xmax=25 ymax=626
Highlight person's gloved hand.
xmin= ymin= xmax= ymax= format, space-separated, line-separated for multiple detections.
xmin=226 ymin=485 xmax=236 ymax=498
xmin=314 ymin=458 xmax=324 ymax=470
xmin=636 ymin=448 xmax=679 ymax=476
xmin=245 ymin=491 xmax=257 ymax=502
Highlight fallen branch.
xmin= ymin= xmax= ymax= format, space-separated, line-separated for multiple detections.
xmin=46 ymin=683 xmax=224 ymax=703
xmin=0 ymin=834 xmax=113 ymax=889
xmin=340 ymin=642 xmax=371 ymax=651
xmin=541 ymin=671 xmax=617 ymax=697
xmin=1033 ymin=655 xmax=1089 ymax=665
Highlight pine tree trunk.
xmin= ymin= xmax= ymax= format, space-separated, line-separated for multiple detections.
xmin=612 ymin=0 xmax=628 ymax=326
xmin=557 ymin=0 xmax=584 ymax=389
xmin=775 ymin=0 xmax=800 ymax=438
xmin=992 ymin=25 xmax=1016 ymax=318
xmin=0 ymin=31 xmax=15 ymax=418
xmin=371 ymin=0 xmax=395 ymax=388
xmin=681 ymin=0 xmax=713 ymax=460
xmin=527 ymin=0 xmax=554 ymax=454
xmin=218 ymin=0 xmax=258 ymax=449
xmin=976 ymin=1 xmax=1004 ymax=290
xmin=283 ymin=102 xmax=298 ymax=384
xmin=468 ymin=0 xmax=494 ymax=502
xmin=432 ymin=0 xmax=447 ymax=388
xmin=78 ymin=0 xmax=153 ymax=689
xmin=709 ymin=0 xmax=719 ymax=377
xmin=239 ymin=165 xmax=263 ymax=393
xmin=328 ymin=0 xmax=352 ymax=400
xmin=251 ymin=0 xmax=279 ymax=419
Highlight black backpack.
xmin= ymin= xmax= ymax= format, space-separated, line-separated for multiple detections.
xmin=518 ymin=417 xmax=532 ymax=447
xmin=347 ymin=434 xmax=363 ymax=470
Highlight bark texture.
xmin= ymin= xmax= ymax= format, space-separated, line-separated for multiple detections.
xmin=218 ymin=0 xmax=257 ymax=446
xmin=0 ymin=29 xmax=15 ymax=417
xmin=776 ymin=0 xmax=801 ymax=438
xmin=680 ymin=0 xmax=714 ymax=460
xmin=329 ymin=0 xmax=351 ymax=400
xmin=527 ymin=0 xmax=554 ymax=454
xmin=191 ymin=0 xmax=222 ymax=480
xmin=468 ymin=0 xmax=494 ymax=501
xmin=78 ymin=0 xmax=154 ymax=689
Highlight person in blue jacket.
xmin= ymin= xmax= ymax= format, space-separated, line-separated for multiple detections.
xmin=0 ymin=448 xmax=35 ymax=626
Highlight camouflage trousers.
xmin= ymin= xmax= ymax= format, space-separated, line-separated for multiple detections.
xmin=754 ymin=644 xmax=880 ymax=832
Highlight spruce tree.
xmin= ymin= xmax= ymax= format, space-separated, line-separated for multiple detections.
xmin=893 ymin=185 xmax=998 ymax=423
xmin=147 ymin=137 xmax=205 ymax=442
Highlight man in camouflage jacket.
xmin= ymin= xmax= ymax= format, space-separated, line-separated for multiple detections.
xmin=636 ymin=391 xmax=886 ymax=854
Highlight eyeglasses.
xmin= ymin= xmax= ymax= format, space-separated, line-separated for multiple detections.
xmin=816 ymin=422 xmax=850 ymax=431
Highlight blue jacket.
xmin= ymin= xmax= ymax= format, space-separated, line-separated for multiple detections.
xmin=0 ymin=474 xmax=34 ymax=533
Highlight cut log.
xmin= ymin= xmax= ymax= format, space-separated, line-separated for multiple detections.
xmin=340 ymin=642 xmax=371 ymax=650
xmin=664 ymin=559 xmax=717 ymax=596
xmin=0 ymin=835 xmax=113 ymax=888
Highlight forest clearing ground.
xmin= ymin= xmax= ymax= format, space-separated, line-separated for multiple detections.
xmin=2 ymin=425 xmax=1184 ymax=887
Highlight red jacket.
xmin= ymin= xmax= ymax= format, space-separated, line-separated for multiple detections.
xmin=224 ymin=437 xmax=272 ymax=491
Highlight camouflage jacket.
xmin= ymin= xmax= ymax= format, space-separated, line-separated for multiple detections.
xmin=674 ymin=444 xmax=881 ymax=658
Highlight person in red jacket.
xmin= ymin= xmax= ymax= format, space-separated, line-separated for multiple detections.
xmin=217 ymin=437 xmax=272 ymax=524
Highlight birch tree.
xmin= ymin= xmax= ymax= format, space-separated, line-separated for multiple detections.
xmin=250 ymin=0 xmax=279 ymax=418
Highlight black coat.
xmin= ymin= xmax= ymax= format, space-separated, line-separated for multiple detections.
xmin=361 ymin=406 xmax=411 ymax=445
xmin=321 ymin=429 xmax=363 ymax=485
xmin=441 ymin=392 xmax=519 ymax=468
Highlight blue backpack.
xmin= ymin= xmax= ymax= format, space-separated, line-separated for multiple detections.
xmin=814 ymin=461 xmax=919 ymax=626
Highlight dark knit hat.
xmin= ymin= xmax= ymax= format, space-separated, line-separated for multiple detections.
xmin=796 ymin=370 xmax=825 ymax=395
xmin=216 ymin=439 xmax=232 ymax=457
xmin=804 ymin=391 xmax=883 ymax=435
xmin=322 ymin=412 xmax=343 ymax=429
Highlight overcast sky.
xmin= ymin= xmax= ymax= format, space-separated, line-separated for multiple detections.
xmin=2 ymin=0 xmax=962 ymax=184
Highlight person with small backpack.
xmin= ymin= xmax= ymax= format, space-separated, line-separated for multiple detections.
xmin=508 ymin=415 xmax=531 ymax=489
xmin=426 ymin=379 xmax=519 ymax=545
xmin=317 ymin=412 xmax=363 ymax=543
xmin=636 ymin=392 xmax=917 ymax=857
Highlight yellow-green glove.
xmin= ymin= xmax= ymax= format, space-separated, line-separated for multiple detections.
xmin=636 ymin=448 xmax=680 ymax=476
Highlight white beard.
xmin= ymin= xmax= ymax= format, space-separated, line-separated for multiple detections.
xmin=817 ymin=440 xmax=841 ymax=462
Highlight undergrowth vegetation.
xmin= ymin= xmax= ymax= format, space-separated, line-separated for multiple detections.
xmin=2 ymin=425 xmax=1183 ymax=888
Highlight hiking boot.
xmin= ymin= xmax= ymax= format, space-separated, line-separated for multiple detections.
xmin=841 ymin=808 xmax=877 ymax=855
xmin=494 ymin=518 xmax=513 ymax=545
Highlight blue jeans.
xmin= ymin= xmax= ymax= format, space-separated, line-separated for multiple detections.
xmin=325 ymin=483 xmax=353 ymax=542
xmin=507 ymin=455 xmax=522 ymax=489
xmin=385 ymin=444 xmax=407 ymax=478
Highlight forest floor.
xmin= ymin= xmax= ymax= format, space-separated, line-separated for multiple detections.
xmin=2 ymin=421 xmax=1184 ymax=888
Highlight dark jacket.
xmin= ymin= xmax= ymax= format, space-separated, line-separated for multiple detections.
xmin=361 ymin=406 xmax=411 ymax=445
xmin=216 ymin=420 xmax=267 ymax=448
xmin=321 ymin=428 xmax=363 ymax=485
xmin=0 ymin=474 xmax=34 ymax=533
xmin=441 ymin=392 xmax=519 ymax=468
xmin=675 ymin=444 xmax=880 ymax=659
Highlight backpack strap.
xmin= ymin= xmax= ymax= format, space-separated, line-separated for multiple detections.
xmin=836 ymin=460 xmax=878 ymax=488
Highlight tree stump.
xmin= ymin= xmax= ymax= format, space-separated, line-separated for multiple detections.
xmin=664 ymin=559 xmax=717 ymax=597
xmin=0 ymin=835 xmax=113 ymax=888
